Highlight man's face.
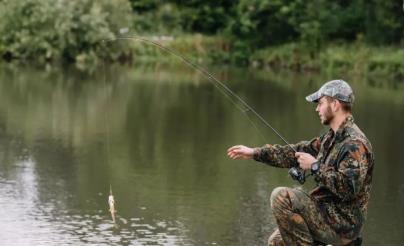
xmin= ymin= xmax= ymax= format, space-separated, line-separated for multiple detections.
xmin=316 ymin=97 xmax=334 ymax=125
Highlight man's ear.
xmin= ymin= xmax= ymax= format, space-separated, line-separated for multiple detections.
xmin=332 ymin=99 xmax=341 ymax=112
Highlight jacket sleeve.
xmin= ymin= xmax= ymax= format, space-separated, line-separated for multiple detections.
xmin=253 ymin=137 xmax=321 ymax=168
xmin=314 ymin=140 xmax=371 ymax=201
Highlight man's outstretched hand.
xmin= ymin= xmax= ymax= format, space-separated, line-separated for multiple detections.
xmin=227 ymin=145 xmax=254 ymax=160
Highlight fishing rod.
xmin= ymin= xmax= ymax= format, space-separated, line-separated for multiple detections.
xmin=102 ymin=35 xmax=297 ymax=152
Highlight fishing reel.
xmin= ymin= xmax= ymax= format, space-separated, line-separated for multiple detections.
xmin=288 ymin=167 xmax=307 ymax=184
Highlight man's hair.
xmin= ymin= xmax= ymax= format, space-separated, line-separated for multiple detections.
xmin=325 ymin=96 xmax=353 ymax=113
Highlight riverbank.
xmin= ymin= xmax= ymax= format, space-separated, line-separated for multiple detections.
xmin=2 ymin=34 xmax=403 ymax=80
xmin=126 ymin=35 xmax=404 ymax=80
xmin=251 ymin=42 xmax=404 ymax=80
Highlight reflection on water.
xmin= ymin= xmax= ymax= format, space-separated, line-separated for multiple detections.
xmin=0 ymin=158 xmax=188 ymax=245
xmin=0 ymin=63 xmax=403 ymax=245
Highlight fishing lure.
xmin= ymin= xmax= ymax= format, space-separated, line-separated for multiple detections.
xmin=108 ymin=185 xmax=116 ymax=224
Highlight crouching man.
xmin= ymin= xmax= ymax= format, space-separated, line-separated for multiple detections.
xmin=228 ymin=80 xmax=374 ymax=245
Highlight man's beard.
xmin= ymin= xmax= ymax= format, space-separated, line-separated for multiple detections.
xmin=321 ymin=106 xmax=334 ymax=125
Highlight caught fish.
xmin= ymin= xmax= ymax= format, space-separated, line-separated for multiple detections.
xmin=108 ymin=185 xmax=117 ymax=224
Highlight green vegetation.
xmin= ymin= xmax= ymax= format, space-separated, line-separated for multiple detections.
xmin=0 ymin=0 xmax=403 ymax=77
xmin=0 ymin=0 xmax=132 ymax=63
xmin=251 ymin=42 xmax=404 ymax=78
xmin=126 ymin=35 xmax=231 ymax=65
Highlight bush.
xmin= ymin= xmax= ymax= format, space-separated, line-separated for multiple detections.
xmin=0 ymin=0 xmax=133 ymax=64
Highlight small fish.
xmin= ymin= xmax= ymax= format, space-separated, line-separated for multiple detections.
xmin=108 ymin=185 xmax=117 ymax=224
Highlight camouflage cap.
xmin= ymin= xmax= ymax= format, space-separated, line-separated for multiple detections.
xmin=306 ymin=79 xmax=354 ymax=104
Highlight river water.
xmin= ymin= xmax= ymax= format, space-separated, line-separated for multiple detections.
xmin=0 ymin=63 xmax=403 ymax=245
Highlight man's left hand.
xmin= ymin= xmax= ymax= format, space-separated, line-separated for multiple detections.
xmin=295 ymin=152 xmax=317 ymax=170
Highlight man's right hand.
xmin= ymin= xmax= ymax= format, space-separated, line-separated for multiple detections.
xmin=227 ymin=145 xmax=254 ymax=160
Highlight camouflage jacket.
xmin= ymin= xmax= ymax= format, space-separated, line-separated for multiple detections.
xmin=253 ymin=116 xmax=374 ymax=239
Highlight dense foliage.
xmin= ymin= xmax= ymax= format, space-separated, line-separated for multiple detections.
xmin=0 ymin=0 xmax=403 ymax=65
xmin=129 ymin=0 xmax=403 ymax=46
xmin=0 ymin=0 xmax=132 ymax=63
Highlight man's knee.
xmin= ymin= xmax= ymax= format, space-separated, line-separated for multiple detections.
xmin=270 ymin=187 xmax=290 ymax=210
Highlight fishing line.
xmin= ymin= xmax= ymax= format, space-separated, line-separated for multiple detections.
xmin=102 ymin=59 xmax=119 ymax=226
xmin=102 ymin=60 xmax=112 ymax=172
xmin=102 ymin=35 xmax=296 ymax=152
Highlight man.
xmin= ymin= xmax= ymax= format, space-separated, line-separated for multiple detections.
xmin=227 ymin=80 xmax=374 ymax=246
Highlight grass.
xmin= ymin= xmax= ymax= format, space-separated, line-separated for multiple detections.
xmin=128 ymin=34 xmax=231 ymax=65
xmin=251 ymin=42 xmax=404 ymax=79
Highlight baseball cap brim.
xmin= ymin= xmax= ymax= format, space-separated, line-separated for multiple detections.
xmin=305 ymin=91 xmax=321 ymax=103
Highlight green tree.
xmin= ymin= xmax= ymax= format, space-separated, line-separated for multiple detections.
xmin=0 ymin=0 xmax=133 ymax=63
xmin=364 ymin=0 xmax=404 ymax=44
xmin=171 ymin=0 xmax=235 ymax=34
xmin=228 ymin=0 xmax=298 ymax=47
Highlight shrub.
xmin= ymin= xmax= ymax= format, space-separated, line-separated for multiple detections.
xmin=0 ymin=0 xmax=133 ymax=64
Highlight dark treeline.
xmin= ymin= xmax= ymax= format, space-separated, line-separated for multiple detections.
xmin=130 ymin=0 xmax=403 ymax=47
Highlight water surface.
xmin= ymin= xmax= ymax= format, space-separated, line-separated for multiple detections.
xmin=0 ymin=63 xmax=403 ymax=245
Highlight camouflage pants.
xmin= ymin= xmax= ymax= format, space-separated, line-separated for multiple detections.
xmin=268 ymin=187 xmax=344 ymax=246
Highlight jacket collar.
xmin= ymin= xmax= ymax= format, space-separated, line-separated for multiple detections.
xmin=334 ymin=115 xmax=354 ymax=142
